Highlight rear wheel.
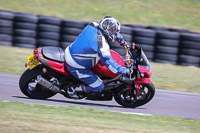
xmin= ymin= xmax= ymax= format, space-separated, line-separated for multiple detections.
xmin=114 ymin=82 xmax=155 ymax=108
xmin=19 ymin=65 xmax=62 ymax=99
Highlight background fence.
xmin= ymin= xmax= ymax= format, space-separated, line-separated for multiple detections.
xmin=0 ymin=10 xmax=200 ymax=67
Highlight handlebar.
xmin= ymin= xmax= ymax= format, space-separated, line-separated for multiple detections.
xmin=120 ymin=41 xmax=143 ymax=80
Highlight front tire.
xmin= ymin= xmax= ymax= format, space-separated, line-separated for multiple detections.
xmin=19 ymin=65 xmax=60 ymax=99
xmin=114 ymin=82 xmax=155 ymax=108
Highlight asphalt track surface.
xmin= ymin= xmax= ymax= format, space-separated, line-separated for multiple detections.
xmin=0 ymin=72 xmax=200 ymax=120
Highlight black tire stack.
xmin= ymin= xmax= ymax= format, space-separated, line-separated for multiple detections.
xmin=60 ymin=19 xmax=89 ymax=49
xmin=37 ymin=15 xmax=61 ymax=47
xmin=154 ymin=31 xmax=180 ymax=65
xmin=0 ymin=10 xmax=14 ymax=46
xmin=0 ymin=9 xmax=200 ymax=67
xmin=178 ymin=33 xmax=200 ymax=67
xmin=132 ymin=28 xmax=156 ymax=61
xmin=13 ymin=12 xmax=38 ymax=48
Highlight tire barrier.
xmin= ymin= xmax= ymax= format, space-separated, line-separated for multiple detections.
xmin=60 ymin=19 xmax=89 ymax=49
xmin=0 ymin=10 xmax=199 ymax=67
xmin=37 ymin=15 xmax=61 ymax=47
xmin=13 ymin=12 xmax=38 ymax=48
xmin=0 ymin=10 xmax=14 ymax=46
xmin=178 ymin=33 xmax=200 ymax=67
xmin=154 ymin=31 xmax=180 ymax=65
xmin=132 ymin=28 xmax=156 ymax=61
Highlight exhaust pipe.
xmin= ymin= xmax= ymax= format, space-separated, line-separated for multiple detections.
xmin=36 ymin=75 xmax=60 ymax=93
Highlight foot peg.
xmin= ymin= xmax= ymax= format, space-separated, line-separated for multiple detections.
xmin=62 ymin=84 xmax=85 ymax=99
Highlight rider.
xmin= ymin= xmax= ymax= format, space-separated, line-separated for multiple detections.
xmin=64 ymin=16 xmax=130 ymax=98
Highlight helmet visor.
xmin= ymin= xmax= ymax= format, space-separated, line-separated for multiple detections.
xmin=109 ymin=22 xmax=120 ymax=35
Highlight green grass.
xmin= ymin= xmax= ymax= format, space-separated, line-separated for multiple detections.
xmin=0 ymin=0 xmax=200 ymax=32
xmin=151 ymin=63 xmax=200 ymax=93
xmin=0 ymin=101 xmax=200 ymax=133
xmin=0 ymin=46 xmax=32 ymax=74
xmin=0 ymin=46 xmax=200 ymax=93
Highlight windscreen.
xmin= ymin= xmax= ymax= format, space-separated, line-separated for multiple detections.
xmin=139 ymin=50 xmax=151 ymax=72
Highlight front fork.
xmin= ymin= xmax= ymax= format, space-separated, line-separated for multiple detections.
xmin=129 ymin=78 xmax=151 ymax=99
xmin=123 ymin=43 xmax=151 ymax=97
xmin=128 ymin=83 xmax=138 ymax=100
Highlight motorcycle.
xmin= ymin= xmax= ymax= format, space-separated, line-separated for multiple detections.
xmin=19 ymin=42 xmax=155 ymax=108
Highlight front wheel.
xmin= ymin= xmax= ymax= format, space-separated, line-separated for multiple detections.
xmin=19 ymin=65 xmax=61 ymax=99
xmin=114 ymin=82 xmax=155 ymax=108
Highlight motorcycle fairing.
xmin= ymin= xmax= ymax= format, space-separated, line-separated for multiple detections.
xmin=36 ymin=47 xmax=70 ymax=76
xmin=36 ymin=47 xmax=125 ymax=78
xmin=135 ymin=78 xmax=151 ymax=87
xmin=91 ymin=50 xmax=125 ymax=78
xmin=138 ymin=66 xmax=151 ymax=78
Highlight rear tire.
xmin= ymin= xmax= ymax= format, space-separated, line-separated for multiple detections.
xmin=19 ymin=65 xmax=61 ymax=99
xmin=114 ymin=82 xmax=155 ymax=108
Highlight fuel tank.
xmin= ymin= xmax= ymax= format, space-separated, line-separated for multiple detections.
xmin=91 ymin=50 xmax=125 ymax=78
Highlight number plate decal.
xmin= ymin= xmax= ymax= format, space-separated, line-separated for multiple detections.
xmin=27 ymin=54 xmax=39 ymax=70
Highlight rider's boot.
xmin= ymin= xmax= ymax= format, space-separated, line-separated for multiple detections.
xmin=65 ymin=84 xmax=86 ymax=99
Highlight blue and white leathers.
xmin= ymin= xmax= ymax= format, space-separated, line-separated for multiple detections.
xmin=65 ymin=22 xmax=127 ymax=93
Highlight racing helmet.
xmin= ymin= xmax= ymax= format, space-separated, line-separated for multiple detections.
xmin=99 ymin=16 xmax=121 ymax=42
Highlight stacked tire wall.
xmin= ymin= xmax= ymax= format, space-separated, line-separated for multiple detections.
xmin=0 ymin=10 xmax=14 ymax=47
xmin=132 ymin=28 xmax=156 ymax=61
xmin=60 ymin=19 xmax=89 ymax=49
xmin=13 ymin=12 xmax=38 ymax=48
xmin=37 ymin=15 xmax=61 ymax=47
xmin=0 ymin=10 xmax=199 ymax=67
xmin=178 ymin=33 xmax=200 ymax=67
xmin=154 ymin=31 xmax=180 ymax=65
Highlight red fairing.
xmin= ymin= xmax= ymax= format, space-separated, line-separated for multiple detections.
xmin=91 ymin=50 xmax=125 ymax=78
xmin=47 ymin=49 xmax=125 ymax=77
xmin=35 ymin=48 xmax=70 ymax=76
xmin=47 ymin=59 xmax=70 ymax=76
xmin=134 ymin=66 xmax=151 ymax=94
xmin=134 ymin=77 xmax=151 ymax=95
xmin=138 ymin=66 xmax=151 ymax=78
xmin=135 ymin=78 xmax=151 ymax=86
xmin=35 ymin=48 xmax=125 ymax=77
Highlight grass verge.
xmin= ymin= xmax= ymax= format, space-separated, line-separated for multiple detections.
xmin=0 ymin=46 xmax=200 ymax=93
xmin=0 ymin=101 xmax=200 ymax=133
xmin=0 ymin=0 xmax=200 ymax=32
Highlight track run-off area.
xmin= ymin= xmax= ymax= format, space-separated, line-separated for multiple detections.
xmin=0 ymin=72 xmax=200 ymax=120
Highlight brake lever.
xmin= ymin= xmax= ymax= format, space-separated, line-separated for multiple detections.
xmin=127 ymin=64 xmax=135 ymax=81
xmin=129 ymin=71 xmax=135 ymax=81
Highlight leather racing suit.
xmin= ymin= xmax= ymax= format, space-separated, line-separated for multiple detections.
xmin=64 ymin=22 xmax=127 ymax=93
